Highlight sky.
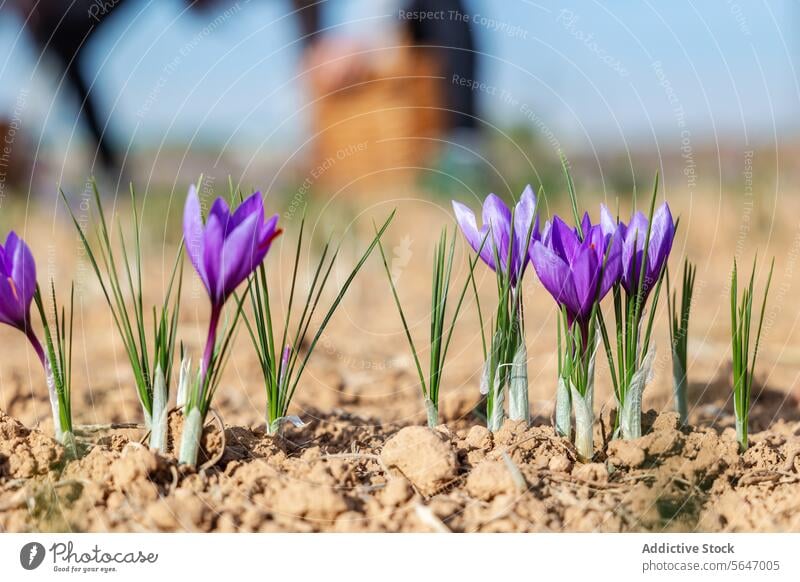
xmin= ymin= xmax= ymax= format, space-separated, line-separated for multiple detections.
xmin=0 ymin=0 xmax=798 ymax=156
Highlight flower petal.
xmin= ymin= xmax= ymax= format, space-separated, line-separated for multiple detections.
xmin=202 ymin=213 xmax=224 ymax=302
xmin=0 ymin=274 xmax=24 ymax=327
xmin=219 ymin=211 xmax=264 ymax=298
xmin=482 ymin=194 xmax=512 ymax=271
xmin=531 ymin=241 xmax=579 ymax=316
xmin=183 ymin=185 xmax=207 ymax=286
xmin=571 ymin=244 xmax=600 ymax=319
xmin=6 ymin=231 xmax=36 ymax=311
xmin=231 ymin=191 xmax=264 ymax=231
xmin=646 ymin=202 xmax=675 ymax=280
xmin=600 ymin=204 xmax=618 ymax=238
xmin=513 ymin=185 xmax=539 ymax=277
xmin=208 ymin=197 xmax=231 ymax=230
xmin=550 ymin=215 xmax=579 ymax=263
xmin=453 ymin=200 xmax=495 ymax=270
xmin=259 ymin=214 xmax=282 ymax=254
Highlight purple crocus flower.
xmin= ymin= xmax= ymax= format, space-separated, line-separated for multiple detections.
xmin=531 ymin=211 xmax=621 ymax=329
xmin=452 ymin=186 xmax=540 ymax=286
xmin=602 ymin=203 xmax=675 ymax=298
xmin=0 ymin=232 xmax=45 ymax=363
xmin=183 ymin=185 xmax=281 ymax=378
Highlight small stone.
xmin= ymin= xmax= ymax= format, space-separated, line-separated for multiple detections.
xmin=380 ymin=426 xmax=458 ymax=496
xmin=146 ymin=499 xmax=177 ymax=530
xmin=643 ymin=429 xmax=684 ymax=456
xmin=466 ymin=460 xmax=518 ymax=501
xmin=381 ymin=477 xmax=411 ymax=506
xmin=465 ymin=425 xmax=492 ymax=449
xmin=652 ymin=411 xmax=681 ymax=432
xmin=548 ymin=454 xmax=573 ymax=473
xmin=273 ymin=482 xmax=348 ymax=522
xmin=494 ymin=420 xmax=528 ymax=446
xmin=607 ymin=440 xmax=646 ymax=468
xmin=111 ymin=445 xmax=159 ymax=486
xmin=572 ymin=462 xmax=609 ymax=484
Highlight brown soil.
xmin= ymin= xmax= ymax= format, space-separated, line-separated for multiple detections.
xmin=1 ymin=407 xmax=799 ymax=532
xmin=1 ymin=195 xmax=799 ymax=532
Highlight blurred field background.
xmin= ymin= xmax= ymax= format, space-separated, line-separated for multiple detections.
xmin=0 ymin=1 xmax=799 ymax=435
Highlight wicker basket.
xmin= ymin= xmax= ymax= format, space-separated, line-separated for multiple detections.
xmin=308 ymin=43 xmax=444 ymax=195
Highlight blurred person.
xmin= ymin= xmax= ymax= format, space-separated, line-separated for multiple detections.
xmin=2 ymin=0 xmax=479 ymax=181
xmin=297 ymin=0 xmax=481 ymax=193
xmin=2 ymin=0 xmax=130 ymax=173
xmin=298 ymin=0 xmax=478 ymax=140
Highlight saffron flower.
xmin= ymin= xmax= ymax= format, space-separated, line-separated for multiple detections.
xmin=0 ymin=232 xmax=36 ymax=332
xmin=183 ymin=185 xmax=281 ymax=378
xmin=180 ymin=185 xmax=281 ymax=465
xmin=452 ymin=186 xmax=540 ymax=286
xmin=597 ymin=176 xmax=678 ymax=439
xmin=531 ymin=204 xmax=621 ymax=460
xmin=532 ymin=213 xmax=621 ymax=329
xmin=453 ymin=187 xmax=540 ymax=430
xmin=0 ymin=232 xmax=76 ymax=456
xmin=612 ymin=203 xmax=675 ymax=299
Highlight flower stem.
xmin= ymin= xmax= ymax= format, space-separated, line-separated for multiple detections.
xmin=425 ymin=398 xmax=438 ymax=428
xmin=508 ymin=341 xmax=529 ymax=424
xmin=672 ymin=354 xmax=688 ymax=426
xmin=199 ymin=304 xmax=222 ymax=396
xmin=735 ymin=412 xmax=748 ymax=453
xmin=555 ymin=377 xmax=572 ymax=437
xmin=26 ymin=327 xmax=67 ymax=444
xmin=178 ymin=406 xmax=203 ymax=466
xmin=572 ymin=386 xmax=594 ymax=462
xmin=149 ymin=365 xmax=169 ymax=452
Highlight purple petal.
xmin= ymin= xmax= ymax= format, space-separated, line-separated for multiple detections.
xmin=482 ymin=194 xmax=512 ymax=272
xmin=259 ymin=214 xmax=282 ymax=255
xmin=203 ymin=213 xmax=225 ymax=302
xmin=230 ymin=191 xmax=264 ymax=231
xmin=208 ymin=197 xmax=231 ymax=230
xmin=646 ymin=202 xmax=675 ymax=279
xmin=549 ymin=216 xmax=579 ymax=263
xmin=219 ymin=211 xmax=265 ymax=297
xmin=0 ymin=275 xmax=24 ymax=327
xmin=599 ymin=233 xmax=622 ymax=299
xmin=6 ymin=232 xmax=36 ymax=311
xmin=625 ymin=211 xmax=649 ymax=251
xmin=540 ymin=220 xmax=552 ymax=246
xmin=580 ymin=212 xmax=592 ymax=240
xmin=571 ymin=245 xmax=600 ymax=319
xmin=531 ymin=241 xmax=580 ymax=317
xmin=600 ymin=204 xmax=618 ymax=238
xmin=513 ymin=185 xmax=539 ymax=277
xmin=453 ymin=200 xmax=495 ymax=270
xmin=183 ymin=185 xmax=207 ymax=285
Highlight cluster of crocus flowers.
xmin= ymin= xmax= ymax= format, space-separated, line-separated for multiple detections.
xmin=453 ymin=186 xmax=540 ymax=430
xmin=179 ymin=186 xmax=281 ymax=465
xmin=598 ymin=189 xmax=676 ymax=440
xmin=452 ymin=171 xmax=681 ymax=458
xmin=0 ymin=232 xmax=77 ymax=456
xmin=531 ymin=212 xmax=620 ymax=459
